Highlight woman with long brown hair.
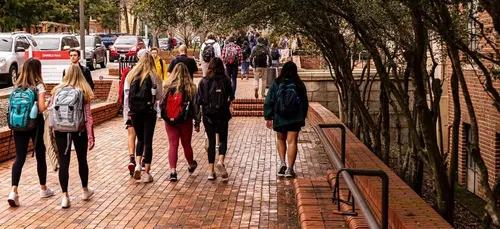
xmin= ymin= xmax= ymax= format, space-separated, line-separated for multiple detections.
xmin=7 ymin=58 xmax=55 ymax=207
xmin=51 ymin=64 xmax=95 ymax=208
xmin=162 ymin=63 xmax=200 ymax=182
xmin=197 ymin=57 xmax=234 ymax=180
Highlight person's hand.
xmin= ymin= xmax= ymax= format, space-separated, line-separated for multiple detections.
xmin=266 ymin=120 xmax=273 ymax=129
xmin=88 ymin=137 xmax=95 ymax=151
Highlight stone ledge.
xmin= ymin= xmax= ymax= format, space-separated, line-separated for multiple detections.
xmin=293 ymin=178 xmax=348 ymax=229
xmin=308 ymin=102 xmax=452 ymax=229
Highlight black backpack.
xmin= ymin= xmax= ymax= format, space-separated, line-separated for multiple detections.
xmin=271 ymin=49 xmax=280 ymax=61
xmin=242 ymin=45 xmax=250 ymax=60
xmin=128 ymin=76 xmax=155 ymax=113
xmin=202 ymin=42 xmax=216 ymax=63
xmin=274 ymin=81 xmax=301 ymax=118
xmin=252 ymin=45 xmax=269 ymax=67
xmin=203 ymin=77 xmax=228 ymax=117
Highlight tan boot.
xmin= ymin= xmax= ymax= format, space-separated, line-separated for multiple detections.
xmin=254 ymin=88 xmax=259 ymax=99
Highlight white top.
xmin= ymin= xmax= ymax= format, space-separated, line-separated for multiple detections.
xmin=199 ymin=39 xmax=221 ymax=63
xmin=36 ymin=83 xmax=46 ymax=95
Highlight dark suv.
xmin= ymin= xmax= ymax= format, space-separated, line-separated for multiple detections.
xmin=109 ymin=35 xmax=145 ymax=62
xmin=77 ymin=35 xmax=107 ymax=70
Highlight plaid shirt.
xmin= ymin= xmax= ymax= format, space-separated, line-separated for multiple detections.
xmin=221 ymin=42 xmax=243 ymax=65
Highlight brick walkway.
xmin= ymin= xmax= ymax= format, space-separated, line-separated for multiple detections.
xmin=0 ymin=79 xmax=333 ymax=228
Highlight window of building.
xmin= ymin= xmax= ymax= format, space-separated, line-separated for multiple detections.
xmin=467 ymin=0 xmax=480 ymax=51
xmin=464 ymin=123 xmax=479 ymax=194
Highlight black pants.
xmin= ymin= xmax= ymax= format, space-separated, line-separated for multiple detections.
xmin=203 ymin=119 xmax=229 ymax=164
xmin=131 ymin=112 xmax=157 ymax=164
xmin=226 ymin=65 xmax=238 ymax=95
xmin=11 ymin=115 xmax=46 ymax=186
xmin=55 ymin=131 xmax=88 ymax=193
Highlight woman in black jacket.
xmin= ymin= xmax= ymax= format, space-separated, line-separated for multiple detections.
xmin=198 ymin=57 xmax=235 ymax=180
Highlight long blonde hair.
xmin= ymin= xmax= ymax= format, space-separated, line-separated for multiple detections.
xmin=15 ymin=58 xmax=45 ymax=90
xmin=163 ymin=63 xmax=197 ymax=100
xmin=126 ymin=52 xmax=159 ymax=86
xmin=52 ymin=65 xmax=94 ymax=101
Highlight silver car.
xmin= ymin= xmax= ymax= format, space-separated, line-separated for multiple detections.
xmin=0 ymin=32 xmax=40 ymax=85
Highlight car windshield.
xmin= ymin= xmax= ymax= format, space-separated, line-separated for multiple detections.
xmin=99 ymin=34 xmax=116 ymax=40
xmin=35 ymin=37 xmax=60 ymax=50
xmin=77 ymin=37 xmax=94 ymax=47
xmin=0 ymin=38 xmax=12 ymax=52
xmin=114 ymin=37 xmax=136 ymax=45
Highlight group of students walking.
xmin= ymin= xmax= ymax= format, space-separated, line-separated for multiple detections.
xmin=5 ymin=31 xmax=309 ymax=209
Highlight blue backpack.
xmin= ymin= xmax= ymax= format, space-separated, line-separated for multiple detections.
xmin=8 ymin=87 xmax=38 ymax=131
xmin=274 ymin=81 xmax=301 ymax=118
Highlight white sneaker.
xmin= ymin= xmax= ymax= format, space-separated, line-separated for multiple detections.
xmin=7 ymin=192 xmax=19 ymax=207
xmin=40 ymin=187 xmax=55 ymax=198
xmin=82 ymin=187 xmax=94 ymax=200
xmin=142 ymin=173 xmax=153 ymax=183
xmin=133 ymin=164 xmax=142 ymax=180
xmin=61 ymin=195 xmax=71 ymax=208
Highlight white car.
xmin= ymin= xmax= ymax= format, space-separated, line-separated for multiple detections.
xmin=0 ymin=32 xmax=40 ymax=85
xmin=34 ymin=34 xmax=80 ymax=51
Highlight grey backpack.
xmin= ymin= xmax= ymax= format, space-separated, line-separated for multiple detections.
xmin=50 ymin=86 xmax=85 ymax=132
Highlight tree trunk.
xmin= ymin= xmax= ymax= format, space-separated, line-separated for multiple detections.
xmin=132 ymin=16 xmax=138 ymax=35
xmin=123 ymin=1 xmax=130 ymax=34
xmin=381 ymin=82 xmax=391 ymax=164
xmin=447 ymin=67 xmax=461 ymax=226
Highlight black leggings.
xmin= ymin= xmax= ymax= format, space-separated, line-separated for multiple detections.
xmin=131 ymin=112 xmax=157 ymax=164
xmin=11 ymin=115 xmax=46 ymax=186
xmin=203 ymin=119 xmax=229 ymax=164
xmin=55 ymin=131 xmax=88 ymax=193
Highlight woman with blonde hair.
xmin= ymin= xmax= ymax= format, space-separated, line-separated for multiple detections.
xmin=125 ymin=50 xmax=163 ymax=183
xmin=7 ymin=58 xmax=55 ymax=207
xmin=161 ymin=63 xmax=200 ymax=182
xmin=50 ymin=64 xmax=95 ymax=208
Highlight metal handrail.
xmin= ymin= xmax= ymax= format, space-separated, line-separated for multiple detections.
xmin=315 ymin=124 xmax=387 ymax=229
xmin=334 ymin=168 xmax=389 ymax=229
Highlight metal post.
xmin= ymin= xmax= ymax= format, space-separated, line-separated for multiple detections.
xmin=317 ymin=123 xmax=346 ymax=164
xmin=79 ymin=0 xmax=85 ymax=60
xmin=315 ymin=124 xmax=380 ymax=229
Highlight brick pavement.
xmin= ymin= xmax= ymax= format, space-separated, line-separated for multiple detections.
xmin=0 ymin=106 xmax=333 ymax=228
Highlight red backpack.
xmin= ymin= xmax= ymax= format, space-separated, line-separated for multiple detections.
xmin=160 ymin=88 xmax=190 ymax=124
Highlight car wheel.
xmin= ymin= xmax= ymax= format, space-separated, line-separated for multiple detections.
xmin=8 ymin=65 xmax=17 ymax=86
xmin=100 ymin=55 xmax=107 ymax=68
xmin=89 ymin=57 xmax=97 ymax=70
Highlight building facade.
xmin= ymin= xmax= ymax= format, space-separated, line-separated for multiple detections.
xmin=445 ymin=8 xmax=500 ymax=197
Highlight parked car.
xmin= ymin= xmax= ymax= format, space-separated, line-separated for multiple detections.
xmin=77 ymin=35 xmax=107 ymax=70
xmin=33 ymin=34 xmax=80 ymax=51
xmin=0 ymin=32 xmax=40 ymax=85
xmin=96 ymin=33 xmax=118 ymax=49
xmin=109 ymin=35 xmax=145 ymax=62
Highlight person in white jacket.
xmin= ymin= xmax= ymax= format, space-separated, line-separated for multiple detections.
xmin=199 ymin=33 xmax=221 ymax=77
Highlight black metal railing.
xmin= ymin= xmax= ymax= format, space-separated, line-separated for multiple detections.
xmin=118 ymin=56 xmax=138 ymax=79
xmin=314 ymin=124 xmax=389 ymax=229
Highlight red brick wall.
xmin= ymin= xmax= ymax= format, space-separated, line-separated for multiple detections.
xmin=300 ymin=56 xmax=326 ymax=69
xmin=308 ymin=102 xmax=452 ymax=229
xmin=445 ymin=10 xmax=500 ymax=196
xmin=45 ymin=80 xmax=112 ymax=100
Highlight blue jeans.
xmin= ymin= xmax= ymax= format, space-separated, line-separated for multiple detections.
xmin=226 ymin=65 xmax=238 ymax=94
